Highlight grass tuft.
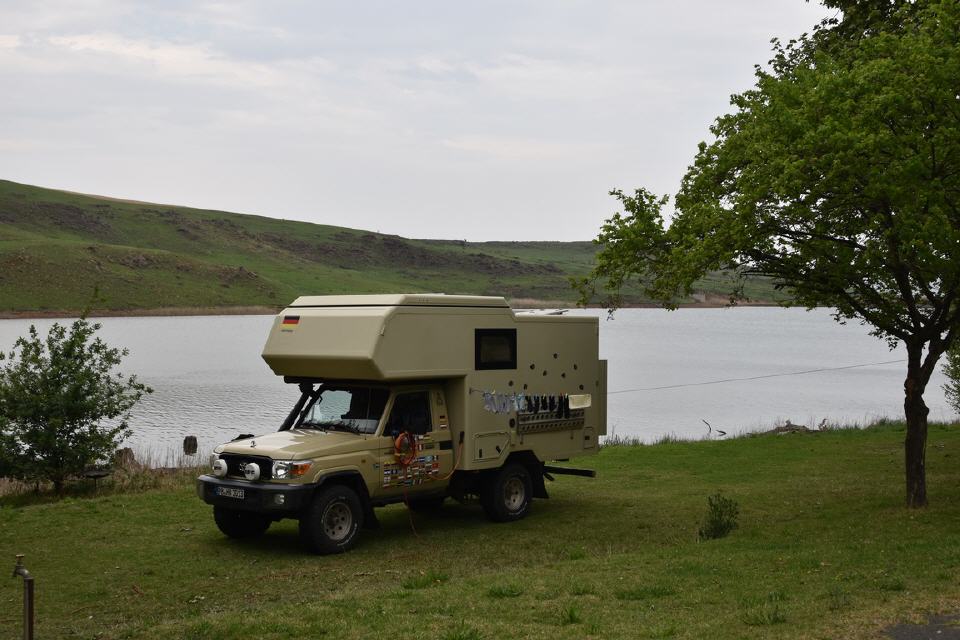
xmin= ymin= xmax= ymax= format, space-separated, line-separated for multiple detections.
xmin=0 ymin=447 xmax=207 ymax=506
xmin=741 ymin=592 xmax=788 ymax=626
xmin=560 ymin=605 xmax=583 ymax=625
xmin=402 ymin=570 xmax=450 ymax=590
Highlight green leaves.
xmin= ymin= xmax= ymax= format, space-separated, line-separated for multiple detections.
xmin=573 ymin=187 xmax=669 ymax=309
xmin=0 ymin=317 xmax=152 ymax=492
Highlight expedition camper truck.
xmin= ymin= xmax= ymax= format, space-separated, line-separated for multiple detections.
xmin=197 ymin=294 xmax=607 ymax=553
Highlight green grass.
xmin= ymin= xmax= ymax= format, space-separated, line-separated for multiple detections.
xmin=4 ymin=422 xmax=958 ymax=639
xmin=0 ymin=179 xmax=783 ymax=314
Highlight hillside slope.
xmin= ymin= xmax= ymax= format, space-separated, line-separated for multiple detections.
xmin=0 ymin=180 xmax=778 ymax=314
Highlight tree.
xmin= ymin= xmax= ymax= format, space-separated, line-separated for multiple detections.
xmin=0 ymin=317 xmax=151 ymax=494
xmin=579 ymin=0 xmax=960 ymax=507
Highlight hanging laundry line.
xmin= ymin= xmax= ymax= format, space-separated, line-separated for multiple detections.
xmin=607 ymin=358 xmax=905 ymax=395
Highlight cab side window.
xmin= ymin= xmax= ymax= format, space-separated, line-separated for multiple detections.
xmin=386 ymin=392 xmax=432 ymax=436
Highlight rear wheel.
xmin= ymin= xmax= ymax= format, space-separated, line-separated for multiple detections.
xmin=480 ymin=463 xmax=532 ymax=522
xmin=299 ymin=484 xmax=364 ymax=554
xmin=213 ymin=506 xmax=272 ymax=539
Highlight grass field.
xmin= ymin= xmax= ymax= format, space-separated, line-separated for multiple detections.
xmin=2 ymin=422 xmax=959 ymax=639
xmin=0 ymin=179 xmax=782 ymax=314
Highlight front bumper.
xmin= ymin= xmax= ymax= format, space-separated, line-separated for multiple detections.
xmin=196 ymin=474 xmax=317 ymax=514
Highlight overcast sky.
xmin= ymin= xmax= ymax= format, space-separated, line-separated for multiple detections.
xmin=1 ymin=1 xmax=832 ymax=241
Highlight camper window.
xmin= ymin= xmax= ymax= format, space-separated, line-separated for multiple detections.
xmin=475 ymin=328 xmax=517 ymax=370
xmin=385 ymin=391 xmax=432 ymax=436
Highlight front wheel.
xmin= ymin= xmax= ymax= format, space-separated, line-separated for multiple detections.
xmin=480 ymin=463 xmax=532 ymax=522
xmin=299 ymin=484 xmax=364 ymax=554
xmin=213 ymin=506 xmax=272 ymax=539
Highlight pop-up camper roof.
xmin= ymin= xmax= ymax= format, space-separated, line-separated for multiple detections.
xmin=285 ymin=294 xmax=510 ymax=309
xmin=261 ymin=294 xmax=596 ymax=381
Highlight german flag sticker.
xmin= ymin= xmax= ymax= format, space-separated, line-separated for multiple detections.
xmin=280 ymin=315 xmax=300 ymax=332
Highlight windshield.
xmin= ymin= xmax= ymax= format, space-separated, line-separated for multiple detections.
xmin=298 ymin=386 xmax=389 ymax=435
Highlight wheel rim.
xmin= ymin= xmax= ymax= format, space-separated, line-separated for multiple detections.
xmin=322 ymin=501 xmax=353 ymax=541
xmin=503 ymin=476 xmax=526 ymax=511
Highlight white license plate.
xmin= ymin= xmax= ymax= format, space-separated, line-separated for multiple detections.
xmin=215 ymin=486 xmax=245 ymax=500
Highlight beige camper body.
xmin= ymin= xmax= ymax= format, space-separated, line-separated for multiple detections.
xmin=197 ymin=294 xmax=607 ymax=554
xmin=261 ymin=294 xmax=607 ymax=468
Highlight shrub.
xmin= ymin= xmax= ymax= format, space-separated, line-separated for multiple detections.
xmin=0 ymin=317 xmax=151 ymax=494
xmin=698 ymin=492 xmax=740 ymax=540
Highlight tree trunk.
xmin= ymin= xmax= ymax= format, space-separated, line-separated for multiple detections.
xmin=904 ymin=345 xmax=929 ymax=508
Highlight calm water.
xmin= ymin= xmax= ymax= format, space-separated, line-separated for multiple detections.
xmin=0 ymin=308 xmax=951 ymax=454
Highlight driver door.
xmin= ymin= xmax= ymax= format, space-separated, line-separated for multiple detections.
xmin=375 ymin=388 xmax=454 ymax=499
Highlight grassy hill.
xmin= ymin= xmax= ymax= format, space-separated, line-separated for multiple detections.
xmin=0 ymin=180 xmax=780 ymax=315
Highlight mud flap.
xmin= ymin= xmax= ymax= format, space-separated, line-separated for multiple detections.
xmin=532 ymin=465 xmax=549 ymax=499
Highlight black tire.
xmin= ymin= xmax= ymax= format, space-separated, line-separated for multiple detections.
xmin=299 ymin=484 xmax=364 ymax=554
xmin=407 ymin=495 xmax=446 ymax=513
xmin=213 ymin=506 xmax=272 ymax=539
xmin=480 ymin=463 xmax=532 ymax=522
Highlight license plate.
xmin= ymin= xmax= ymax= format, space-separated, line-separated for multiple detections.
xmin=215 ymin=486 xmax=245 ymax=500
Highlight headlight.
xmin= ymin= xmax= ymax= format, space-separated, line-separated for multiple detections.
xmin=244 ymin=462 xmax=261 ymax=481
xmin=272 ymin=460 xmax=313 ymax=480
xmin=211 ymin=458 xmax=228 ymax=478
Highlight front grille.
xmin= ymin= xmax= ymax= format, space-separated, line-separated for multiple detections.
xmin=220 ymin=454 xmax=273 ymax=481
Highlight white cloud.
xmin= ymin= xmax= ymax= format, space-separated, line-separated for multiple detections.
xmin=46 ymin=33 xmax=284 ymax=87
xmin=442 ymin=134 xmax=610 ymax=162
xmin=0 ymin=0 xmax=832 ymax=241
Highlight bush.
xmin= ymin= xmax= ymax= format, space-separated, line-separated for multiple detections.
xmin=944 ymin=342 xmax=960 ymax=416
xmin=0 ymin=317 xmax=150 ymax=494
xmin=698 ymin=492 xmax=740 ymax=540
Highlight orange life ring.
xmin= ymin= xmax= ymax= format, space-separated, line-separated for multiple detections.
xmin=394 ymin=431 xmax=417 ymax=466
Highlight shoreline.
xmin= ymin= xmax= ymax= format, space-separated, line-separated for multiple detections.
xmin=0 ymin=299 xmax=785 ymax=320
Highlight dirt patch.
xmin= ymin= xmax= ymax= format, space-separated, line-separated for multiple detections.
xmin=219 ymin=265 xmax=259 ymax=283
xmin=117 ymin=253 xmax=155 ymax=269
xmin=30 ymin=202 xmax=114 ymax=235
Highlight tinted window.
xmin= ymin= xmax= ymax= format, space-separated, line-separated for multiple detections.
xmin=386 ymin=392 xmax=432 ymax=436
xmin=475 ymin=328 xmax=517 ymax=370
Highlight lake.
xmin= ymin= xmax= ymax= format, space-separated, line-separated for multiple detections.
xmin=0 ymin=308 xmax=952 ymax=455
